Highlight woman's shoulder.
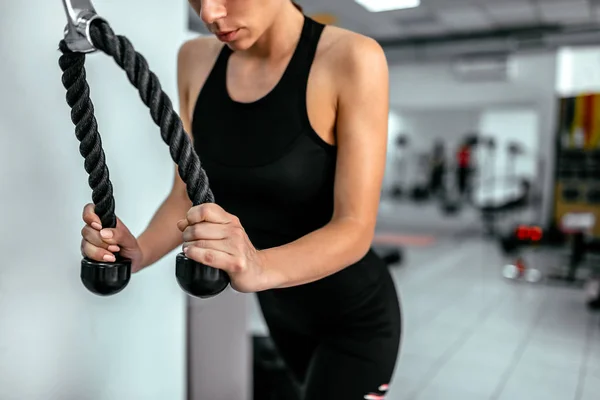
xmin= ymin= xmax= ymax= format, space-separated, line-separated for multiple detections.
xmin=318 ymin=25 xmax=385 ymax=61
xmin=178 ymin=36 xmax=223 ymax=74
xmin=317 ymin=25 xmax=388 ymax=89
xmin=177 ymin=36 xmax=224 ymax=107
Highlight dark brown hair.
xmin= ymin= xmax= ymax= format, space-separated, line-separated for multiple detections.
xmin=292 ymin=1 xmax=303 ymax=12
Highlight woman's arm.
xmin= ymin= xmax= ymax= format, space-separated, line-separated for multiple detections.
xmin=260 ymin=34 xmax=389 ymax=289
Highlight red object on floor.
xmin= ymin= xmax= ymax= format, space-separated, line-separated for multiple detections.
xmin=515 ymin=258 xmax=526 ymax=274
xmin=515 ymin=225 xmax=543 ymax=242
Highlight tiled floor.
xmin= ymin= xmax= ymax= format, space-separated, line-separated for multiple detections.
xmin=386 ymin=237 xmax=600 ymax=400
xmin=379 ymin=199 xmax=600 ymax=400
xmin=249 ymin=200 xmax=600 ymax=399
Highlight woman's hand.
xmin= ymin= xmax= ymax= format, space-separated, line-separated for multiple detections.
xmin=81 ymin=203 xmax=145 ymax=273
xmin=177 ymin=203 xmax=270 ymax=293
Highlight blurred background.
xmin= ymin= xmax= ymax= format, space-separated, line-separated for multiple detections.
xmin=1 ymin=0 xmax=600 ymax=399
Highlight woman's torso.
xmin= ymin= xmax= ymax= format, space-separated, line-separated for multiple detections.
xmin=186 ymin=16 xmax=391 ymax=327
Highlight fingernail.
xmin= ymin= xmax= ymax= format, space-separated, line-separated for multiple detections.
xmin=103 ymin=254 xmax=116 ymax=262
xmin=100 ymin=229 xmax=113 ymax=239
xmin=91 ymin=222 xmax=102 ymax=230
xmin=108 ymin=245 xmax=120 ymax=252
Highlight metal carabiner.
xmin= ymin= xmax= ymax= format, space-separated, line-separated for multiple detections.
xmin=61 ymin=0 xmax=105 ymax=53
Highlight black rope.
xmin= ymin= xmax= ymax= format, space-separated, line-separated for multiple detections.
xmin=58 ymin=19 xmax=214 ymax=229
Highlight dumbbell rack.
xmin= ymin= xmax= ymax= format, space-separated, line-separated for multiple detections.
xmin=550 ymin=93 xmax=600 ymax=284
xmin=556 ymin=149 xmax=600 ymax=212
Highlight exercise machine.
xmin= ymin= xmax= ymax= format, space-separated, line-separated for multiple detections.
xmin=389 ymin=134 xmax=410 ymax=199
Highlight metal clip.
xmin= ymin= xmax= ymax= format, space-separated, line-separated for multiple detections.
xmin=62 ymin=0 xmax=105 ymax=53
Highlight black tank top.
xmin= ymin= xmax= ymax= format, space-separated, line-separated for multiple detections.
xmin=192 ymin=16 xmax=336 ymax=250
xmin=192 ymin=16 xmax=388 ymax=319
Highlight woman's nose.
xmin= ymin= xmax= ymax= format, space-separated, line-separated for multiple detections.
xmin=200 ymin=0 xmax=227 ymax=25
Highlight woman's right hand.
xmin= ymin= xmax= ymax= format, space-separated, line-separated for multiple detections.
xmin=81 ymin=203 xmax=145 ymax=273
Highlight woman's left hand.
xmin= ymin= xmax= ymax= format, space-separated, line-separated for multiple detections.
xmin=177 ymin=203 xmax=269 ymax=293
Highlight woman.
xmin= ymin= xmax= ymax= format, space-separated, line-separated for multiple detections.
xmin=80 ymin=0 xmax=401 ymax=398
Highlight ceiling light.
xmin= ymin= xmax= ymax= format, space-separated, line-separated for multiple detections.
xmin=355 ymin=0 xmax=421 ymax=12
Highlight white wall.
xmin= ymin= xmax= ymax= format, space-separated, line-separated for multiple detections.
xmin=385 ymin=51 xmax=558 ymax=225
xmin=0 ymin=2 xmax=188 ymax=399
xmin=403 ymin=110 xmax=480 ymax=152
xmin=388 ymin=52 xmax=557 ymax=111
xmin=557 ymin=45 xmax=600 ymax=97
xmin=478 ymin=108 xmax=540 ymax=181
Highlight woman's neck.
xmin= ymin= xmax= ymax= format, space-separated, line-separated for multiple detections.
xmin=241 ymin=2 xmax=304 ymax=61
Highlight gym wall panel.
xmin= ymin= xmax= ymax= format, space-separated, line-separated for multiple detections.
xmin=0 ymin=1 xmax=188 ymax=399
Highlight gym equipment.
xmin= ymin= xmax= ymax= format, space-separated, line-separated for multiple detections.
xmin=455 ymin=139 xmax=475 ymax=196
xmin=410 ymin=184 xmax=430 ymax=202
xmin=408 ymin=153 xmax=432 ymax=203
xmin=440 ymin=198 xmax=461 ymax=215
xmin=587 ymin=188 xmax=600 ymax=204
xmin=439 ymin=134 xmax=485 ymax=216
xmin=428 ymin=139 xmax=446 ymax=196
xmin=499 ymin=225 xmax=544 ymax=283
xmin=390 ymin=185 xmax=403 ymax=198
xmin=475 ymin=140 xmax=543 ymax=237
xmin=389 ymin=134 xmax=409 ymax=199
xmin=502 ymin=258 xmax=542 ymax=283
xmin=462 ymin=134 xmax=479 ymax=148
xmin=545 ymin=213 xmax=597 ymax=283
xmin=502 ymin=215 xmax=600 ymax=290
xmin=499 ymin=224 xmax=544 ymax=254
xmin=439 ymin=177 xmax=462 ymax=215
xmin=478 ymin=178 xmax=531 ymax=215
xmin=478 ymin=137 xmax=497 ymax=185
xmin=577 ymin=238 xmax=600 ymax=310
xmin=381 ymin=250 xmax=402 ymax=266
xmin=59 ymin=0 xmax=229 ymax=298
xmin=584 ymin=275 xmax=600 ymax=310
xmin=372 ymin=245 xmax=403 ymax=267
xmin=476 ymin=137 xmax=499 ymax=233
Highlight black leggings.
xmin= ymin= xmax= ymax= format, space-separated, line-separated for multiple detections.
xmin=258 ymin=267 xmax=402 ymax=399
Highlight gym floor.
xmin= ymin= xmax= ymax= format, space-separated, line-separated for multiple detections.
xmin=250 ymin=199 xmax=600 ymax=399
